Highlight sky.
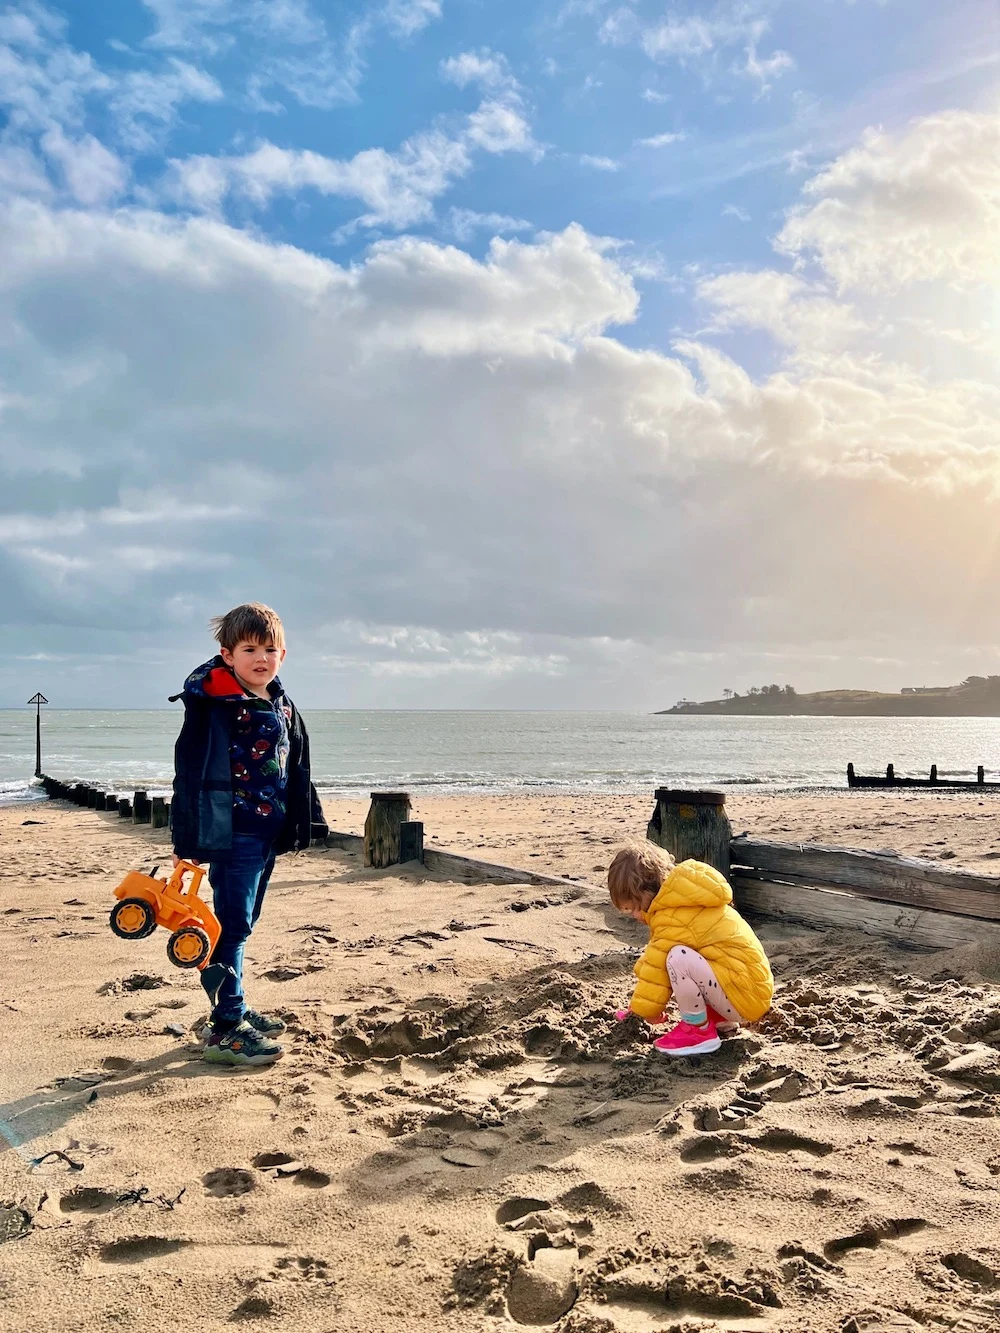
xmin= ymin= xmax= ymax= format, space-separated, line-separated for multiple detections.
xmin=0 ymin=0 xmax=998 ymax=710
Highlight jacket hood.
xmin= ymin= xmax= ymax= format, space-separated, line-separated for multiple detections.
xmin=170 ymin=656 xmax=284 ymax=703
xmin=650 ymin=859 xmax=733 ymax=912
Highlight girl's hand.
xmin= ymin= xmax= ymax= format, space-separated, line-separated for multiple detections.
xmin=614 ymin=1008 xmax=632 ymax=1022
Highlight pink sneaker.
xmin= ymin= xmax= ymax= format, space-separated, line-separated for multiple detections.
xmin=653 ymin=1018 xmax=721 ymax=1057
xmin=706 ymin=1005 xmax=739 ymax=1031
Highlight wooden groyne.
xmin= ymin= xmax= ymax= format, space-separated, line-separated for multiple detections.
xmin=647 ymin=788 xmax=1000 ymax=951
xmin=847 ymin=762 xmax=998 ymax=789
xmin=38 ymin=775 xmax=1000 ymax=952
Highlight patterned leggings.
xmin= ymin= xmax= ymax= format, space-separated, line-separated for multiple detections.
xmin=666 ymin=946 xmax=743 ymax=1026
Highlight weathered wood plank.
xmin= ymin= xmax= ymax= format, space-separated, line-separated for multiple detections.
xmin=731 ymin=836 xmax=1000 ymax=919
xmin=733 ymin=867 xmax=1000 ymax=921
xmin=732 ymin=874 xmax=1000 ymax=952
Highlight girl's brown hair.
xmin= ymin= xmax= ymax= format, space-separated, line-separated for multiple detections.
xmin=607 ymin=841 xmax=675 ymax=911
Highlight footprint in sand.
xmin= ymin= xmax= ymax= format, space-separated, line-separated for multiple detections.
xmin=598 ymin=1266 xmax=768 ymax=1322
xmin=203 ymin=1168 xmax=256 ymax=1198
xmin=555 ymin=1182 xmax=623 ymax=1216
xmin=679 ymin=1133 xmax=745 ymax=1164
xmin=99 ymin=1236 xmax=191 ymax=1263
xmin=941 ymin=1252 xmax=1000 ymax=1289
xmin=824 ymin=1218 xmax=929 ymax=1261
xmin=59 ymin=1186 xmax=120 ymax=1214
xmin=496 ymin=1197 xmax=551 ymax=1225
xmin=751 ymin=1128 xmax=834 ymax=1158
xmin=251 ymin=1151 xmax=330 ymax=1187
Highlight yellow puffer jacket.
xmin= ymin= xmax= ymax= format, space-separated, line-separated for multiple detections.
xmin=629 ymin=859 xmax=773 ymax=1023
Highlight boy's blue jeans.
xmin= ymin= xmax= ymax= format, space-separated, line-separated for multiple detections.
xmin=203 ymin=833 xmax=276 ymax=1029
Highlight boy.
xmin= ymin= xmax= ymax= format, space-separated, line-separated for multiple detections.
xmin=170 ymin=602 xmax=327 ymax=1067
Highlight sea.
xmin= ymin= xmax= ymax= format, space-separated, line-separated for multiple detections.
xmin=4 ymin=710 xmax=1000 ymax=806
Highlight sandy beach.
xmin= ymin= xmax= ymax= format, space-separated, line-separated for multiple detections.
xmin=2 ymin=792 xmax=1000 ymax=1332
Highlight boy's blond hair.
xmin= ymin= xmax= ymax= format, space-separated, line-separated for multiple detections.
xmin=608 ymin=841 xmax=675 ymax=911
xmin=210 ymin=602 xmax=286 ymax=653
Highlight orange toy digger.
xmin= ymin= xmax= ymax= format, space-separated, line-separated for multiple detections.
xmin=110 ymin=860 xmax=221 ymax=969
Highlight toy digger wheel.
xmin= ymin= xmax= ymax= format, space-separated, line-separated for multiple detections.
xmin=166 ymin=926 xmax=211 ymax=969
xmin=110 ymin=898 xmax=157 ymax=940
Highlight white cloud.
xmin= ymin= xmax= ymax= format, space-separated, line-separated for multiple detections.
xmin=697 ymin=269 xmax=865 ymax=350
xmin=579 ymin=154 xmax=620 ymax=171
xmin=1 ymin=69 xmax=998 ymax=705
xmin=110 ymin=57 xmax=223 ymax=151
xmin=170 ymin=131 xmax=472 ymax=227
xmin=722 ymin=203 xmax=750 ymax=222
xmin=0 ymin=8 xmax=111 ymax=133
xmin=141 ymin=0 xmax=441 ymax=108
xmin=440 ymin=49 xmax=511 ymax=90
xmin=777 ymin=109 xmax=1000 ymax=291
xmin=740 ymin=42 xmax=794 ymax=96
xmin=169 ymin=80 xmax=538 ymax=227
xmin=466 ymin=100 xmax=536 ymax=154
xmin=448 ymin=208 xmax=532 ymax=241
xmin=381 ymin=0 xmax=443 ymax=38
xmin=40 ymin=127 xmax=128 ymax=205
xmin=0 ymin=2 xmax=222 ymax=194
xmin=637 ymin=131 xmax=685 ymax=148
xmin=599 ymin=1 xmax=793 ymax=100
xmin=642 ymin=87 xmax=671 ymax=104
xmin=1 ymin=187 xmax=997 ymax=708
xmin=642 ymin=15 xmax=728 ymax=58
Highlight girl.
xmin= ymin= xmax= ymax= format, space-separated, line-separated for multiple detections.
xmin=608 ymin=841 xmax=773 ymax=1057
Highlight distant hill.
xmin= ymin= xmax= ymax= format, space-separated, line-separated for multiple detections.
xmin=659 ymin=677 xmax=1000 ymax=717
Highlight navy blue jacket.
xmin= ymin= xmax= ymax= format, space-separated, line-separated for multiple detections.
xmin=169 ymin=657 xmax=327 ymax=861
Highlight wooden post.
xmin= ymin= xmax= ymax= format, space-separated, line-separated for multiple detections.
xmin=647 ymin=788 xmax=732 ymax=876
xmin=118 ymin=797 xmax=132 ymax=819
xmin=86 ymin=787 xmax=100 ymax=809
xmin=364 ymin=791 xmax=412 ymax=868
xmin=73 ymin=783 xmax=87 ymax=805
xmin=102 ymin=791 xmax=119 ymax=811
xmin=151 ymin=796 xmax=168 ymax=829
xmin=978 ymin=766 xmax=985 ymax=785
xmin=847 ymin=763 xmax=856 ymax=787
xmin=398 ymin=820 xmax=424 ymax=864
xmin=132 ymin=790 xmax=151 ymax=825
xmin=886 ymin=764 xmax=895 ymax=784
xmin=930 ymin=764 xmax=937 ymax=784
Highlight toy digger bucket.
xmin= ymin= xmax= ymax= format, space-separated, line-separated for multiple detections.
xmin=110 ymin=859 xmax=221 ymax=971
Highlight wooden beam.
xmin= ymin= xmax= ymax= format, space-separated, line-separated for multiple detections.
xmin=732 ymin=874 xmax=1000 ymax=952
xmin=731 ymin=837 xmax=1000 ymax=920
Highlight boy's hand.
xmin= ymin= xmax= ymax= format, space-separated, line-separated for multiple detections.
xmin=171 ymin=854 xmax=201 ymax=868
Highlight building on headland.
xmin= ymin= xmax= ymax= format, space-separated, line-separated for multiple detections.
xmin=901 ymin=686 xmax=947 ymax=695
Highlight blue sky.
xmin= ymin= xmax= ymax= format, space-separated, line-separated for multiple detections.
xmin=1 ymin=1 xmax=998 ymax=707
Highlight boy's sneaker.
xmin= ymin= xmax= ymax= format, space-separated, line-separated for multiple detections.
xmin=202 ymin=1020 xmax=284 ymax=1067
xmin=652 ymin=1017 xmax=721 ymax=1057
xmin=243 ymin=1008 xmax=287 ymax=1037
